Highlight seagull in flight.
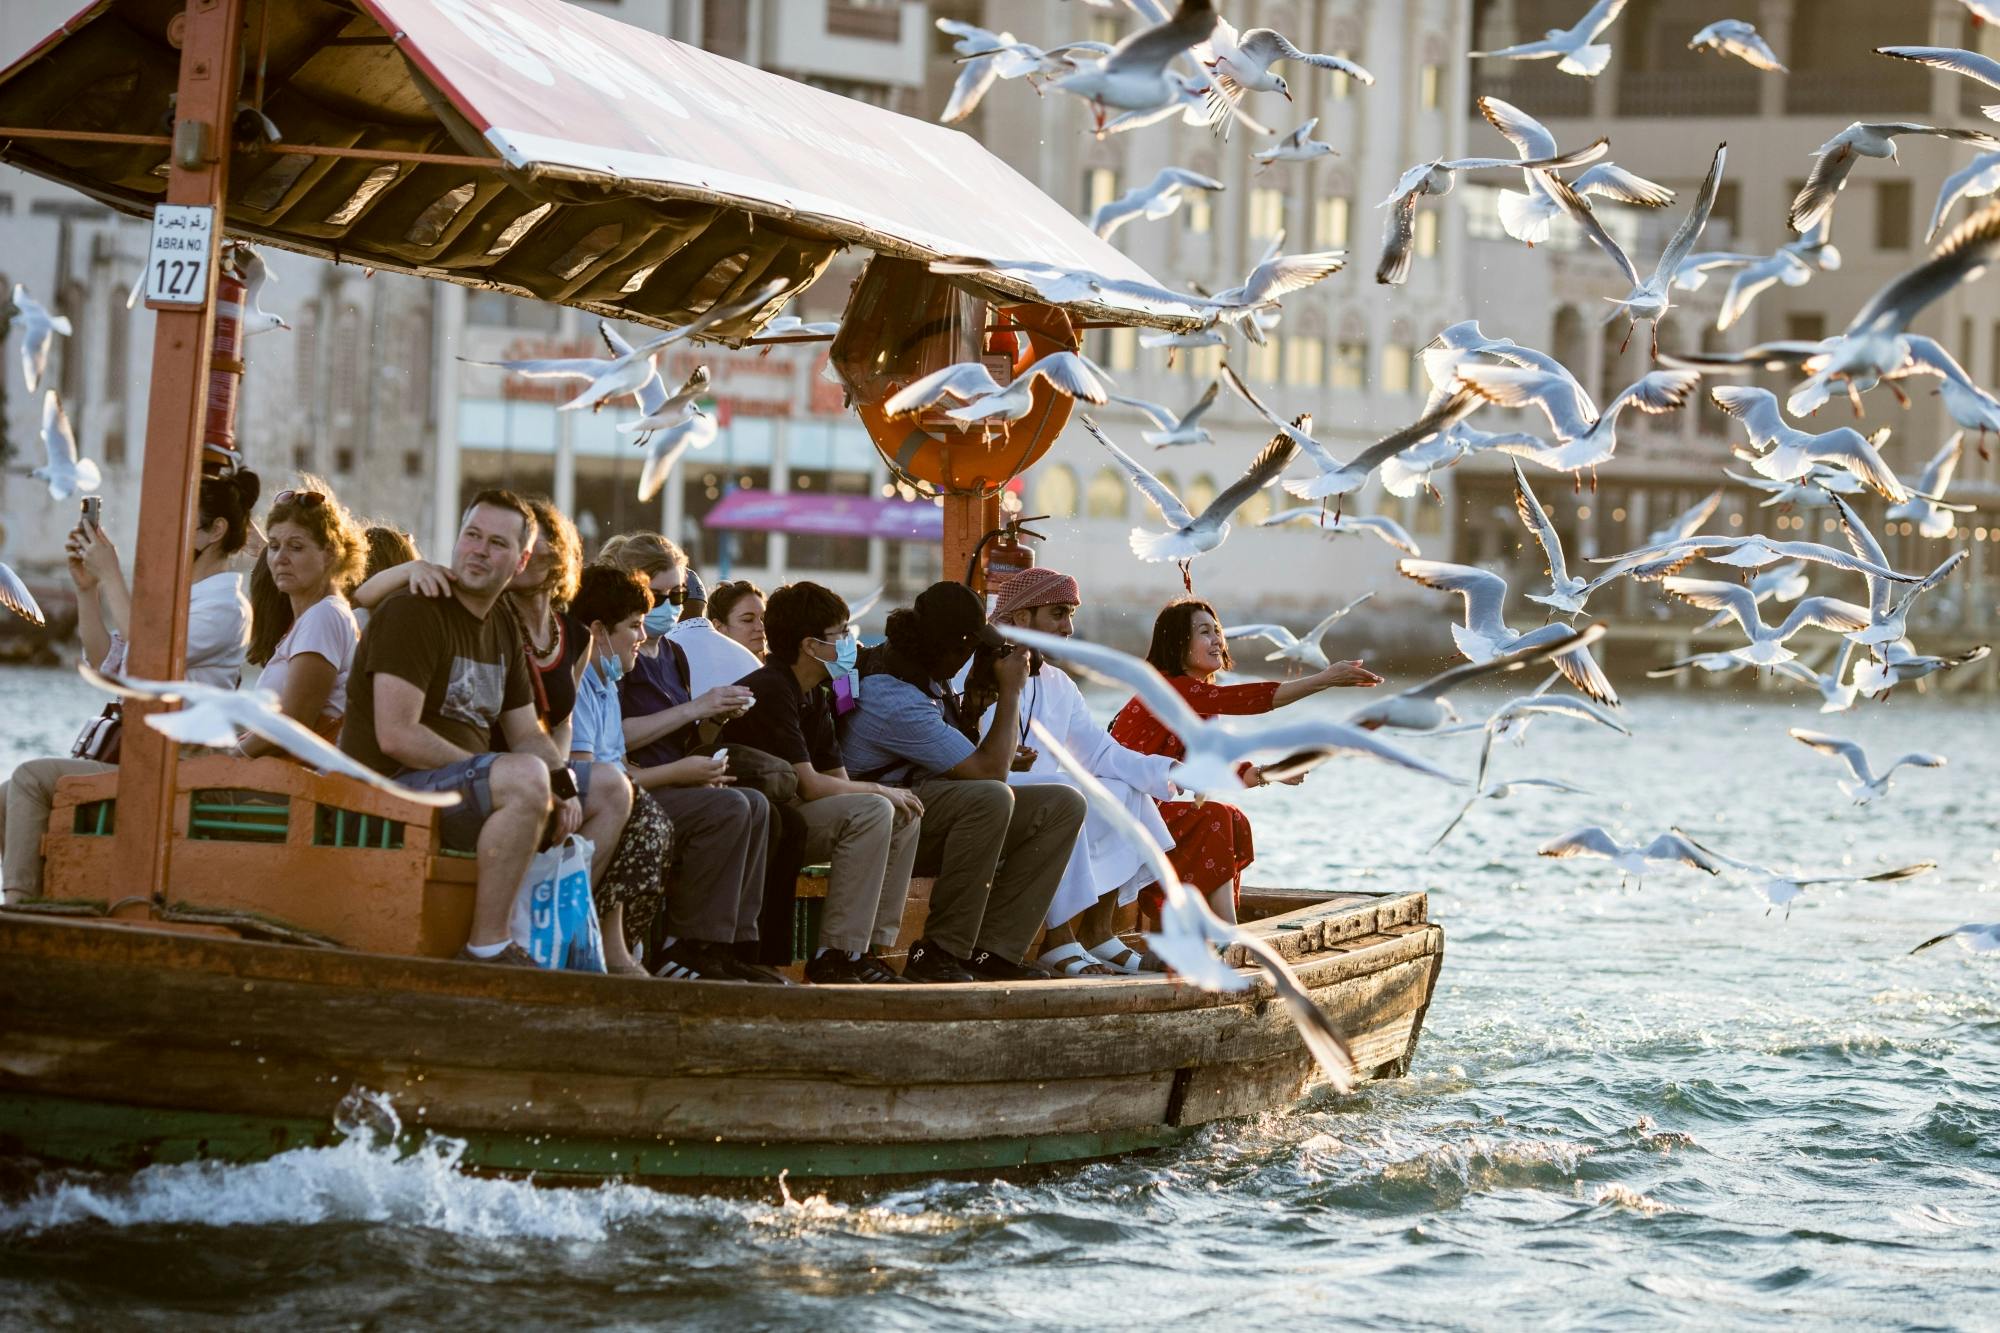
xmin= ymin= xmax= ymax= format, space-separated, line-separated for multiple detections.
xmin=1690 ymin=20 xmax=1786 ymax=71
xmin=1661 ymin=577 xmax=1869 ymax=666
xmin=1690 ymin=560 xmax=1809 ymax=630
xmin=1380 ymin=422 xmax=1546 ymax=501
xmin=1397 ymin=559 xmax=1621 ymax=704
xmin=1426 ymin=688 xmax=1630 ymax=787
xmin=1771 ymin=639 xmax=1861 ymax=713
xmin=1087 ymin=415 xmax=1296 ymax=574
xmin=1885 ymin=433 xmax=1968 ymax=538
xmin=1924 ymin=151 xmax=2000 ymax=240
xmin=1472 ymin=0 xmax=1630 ymax=78
xmin=1377 ymin=138 xmax=1610 ymax=285
xmin=1789 ymin=122 xmax=2000 ymax=235
xmin=999 ymin=625 xmax=1462 ymax=799
xmin=1457 ymin=363 xmax=1701 ymax=480
xmin=1109 ymin=379 xmax=1220 ymax=447
xmin=81 ymin=664 xmax=462 ymax=808
xmin=1909 ymin=922 xmax=2000 ymax=956
xmin=1251 ymin=119 xmax=1336 ymax=168
xmin=9 ymin=282 xmax=70 ymax=392
xmin=1051 ymin=0 xmax=1221 ymax=130
xmin=1708 ymin=386 xmax=1907 ymax=499
xmin=1787 ymin=728 xmax=1946 ymax=805
xmin=1647 ymin=489 xmax=1724 ymax=545
xmin=1538 ymin=826 xmax=1722 ymax=886
xmin=227 ymin=245 xmax=289 ymax=336
xmin=1853 ymin=639 xmax=1990 ymax=696
xmin=1512 ymin=463 xmax=1630 ymax=615
xmin=1029 ymin=719 xmax=1356 ymax=1092
xmin=0 ymin=562 xmax=44 ymax=627
xmin=1258 ymin=507 xmax=1421 ymax=555
xmin=33 ymin=391 xmax=101 ymax=501
xmin=1430 ymin=776 xmax=1590 ymax=853
xmin=1678 ymin=832 xmax=1935 ymax=916
xmin=1539 ymin=142 xmax=1728 ymax=358
xmin=1091 ymin=167 xmax=1225 ymax=238
xmin=1591 ymin=530 xmax=1919 ymax=583
xmin=885 ymin=351 xmax=1112 ymax=426
xmin=1344 ymin=623 xmax=1608 ymax=734
xmin=1226 ymin=593 xmax=1376 ymax=671
xmin=1898 ymin=337 xmax=2000 ymax=445
xmin=635 ymin=407 xmax=718 ymax=504
xmin=1876 ymin=45 xmax=2000 ymax=121
xmin=1223 ymin=366 xmax=1483 ymax=507
xmin=1726 ymin=463 xmax=1869 ymax=511
xmin=1199 ymin=19 xmax=1375 ymax=103
xmin=1478 ymin=97 xmax=1673 ymax=246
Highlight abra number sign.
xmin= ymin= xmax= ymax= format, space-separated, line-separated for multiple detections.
xmin=144 ymin=204 xmax=216 ymax=308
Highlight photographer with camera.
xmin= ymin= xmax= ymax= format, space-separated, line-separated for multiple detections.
xmin=837 ymin=581 xmax=1084 ymax=983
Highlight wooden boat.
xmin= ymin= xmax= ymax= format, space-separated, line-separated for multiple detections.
xmin=0 ymin=0 xmax=1447 ymax=1181
xmin=0 ymin=886 xmax=1439 ymax=1180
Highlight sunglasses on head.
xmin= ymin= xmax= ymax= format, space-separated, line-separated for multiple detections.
xmin=274 ymin=489 xmax=326 ymax=509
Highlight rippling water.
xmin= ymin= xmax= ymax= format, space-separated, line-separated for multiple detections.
xmin=1 ymin=665 xmax=1995 ymax=1328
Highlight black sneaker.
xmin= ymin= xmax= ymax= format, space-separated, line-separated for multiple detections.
xmin=458 ymin=942 xmax=540 ymax=968
xmin=805 ymin=951 xmax=871 ymax=985
xmin=652 ymin=939 xmax=734 ymax=981
xmin=963 ymin=949 xmax=1059 ymax=982
xmin=857 ymin=952 xmax=915 ymax=984
xmin=901 ymin=937 xmax=977 ymax=984
xmin=712 ymin=951 xmax=795 ymax=985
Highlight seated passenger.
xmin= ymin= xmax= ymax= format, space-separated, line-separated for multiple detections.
xmin=709 ymin=579 xmax=767 ymax=659
xmin=838 ymin=581 xmax=1086 ymax=983
xmin=721 ymin=581 xmax=920 ymax=985
xmin=599 ymin=533 xmax=783 ymax=983
xmin=974 ymin=567 xmax=1179 ymax=976
xmin=0 ymin=468 xmax=259 ymax=904
xmin=243 ymin=479 xmax=365 ymax=748
xmin=567 ymin=564 xmax=679 ymax=978
xmin=339 ymin=491 xmax=630 ymax=968
xmin=666 ymin=567 xmax=761 ymax=694
xmin=1109 ymin=598 xmax=1381 ymax=925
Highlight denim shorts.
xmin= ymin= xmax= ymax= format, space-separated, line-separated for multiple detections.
xmin=396 ymin=755 xmax=590 ymax=852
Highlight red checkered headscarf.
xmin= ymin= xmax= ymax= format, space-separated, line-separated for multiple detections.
xmin=991 ymin=566 xmax=1080 ymax=620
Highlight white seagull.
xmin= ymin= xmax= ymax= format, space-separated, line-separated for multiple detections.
xmin=1397 ymin=559 xmax=1621 ymax=704
xmin=1472 ymin=0 xmax=1630 ymax=78
xmin=616 ymin=363 xmax=710 ymax=443
xmin=1849 ymin=550 xmax=1966 ymax=648
xmin=1087 ymin=415 xmax=1296 ymax=569
xmin=1258 ymin=507 xmax=1422 ymax=556
xmin=1691 ymin=560 xmax=1809 ymax=630
xmin=1679 ymin=832 xmax=1935 ymax=916
xmin=1689 ymin=20 xmax=1786 ymax=71
xmin=1538 ymin=826 xmax=1722 ymax=885
xmin=1252 ymin=119 xmax=1337 ymax=167
xmin=1647 ymin=489 xmax=1724 ymax=544
xmin=1592 ymin=531 xmax=1919 ymax=583
xmin=0 ymin=562 xmax=45 ymax=627
xmin=1223 ymin=366 xmax=1484 ymax=506
xmin=1539 ymin=142 xmax=1727 ymax=358
xmin=1109 ymin=379 xmax=1221 ymax=447
xmin=1380 ymin=423 xmax=1547 ymax=501
xmin=884 ymin=351 xmax=1113 ymax=425
xmin=1478 ymin=97 xmax=1674 ymax=246
xmin=935 ymin=17 xmax=1016 ymax=123
xmin=1091 ymin=167 xmax=1226 ymax=239
xmin=1771 ymin=638 xmax=1861 ymax=712
xmin=1726 ymin=463 xmax=1868 ymax=511
xmin=9 ymin=282 xmax=71 ymax=392
xmin=1708 ymin=385 xmax=1907 ymax=499
xmin=1426 ymin=688 xmax=1630 ymax=783
xmin=1377 ymin=138 xmax=1610 ymax=285
xmin=1876 ymin=45 xmax=2000 ymax=121
xmin=1924 ymin=151 xmax=2000 ymax=240
xmin=1660 ymin=577 xmax=1869 ymax=666
xmin=1884 ymin=433 xmax=1967 ymax=538
xmin=1430 ymin=776 xmax=1590 ymax=852
xmin=1227 ymin=594 xmax=1376 ymax=672
xmin=81 ymin=664 xmax=461 ymax=808
xmin=34 ymin=392 xmax=101 ymax=501
xmin=1854 ymin=640 xmax=1990 ymax=695
xmin=1910 ymin=922 xmax=2000 ymax=956
xmin=1028 ymin=719 xmax=1356 ymax=1092
xmin=226 ymin=246 xmax=289 ymax=336
xmin=1344 ymin=623 xmax=1607 ymax=734
xmin=999 ymin=625 xmax=1463 ymax=799
xmin=1200 ymin=20 xmax=1375 ymax=103
xmin=1513 ymin=462 xmax=1629 ymax=614
xmin=635 ymin=406 xmax=719 ymax=504
xmin=1789 ymin=122 xmax=2000 ymax=235
xmin=1457 ymin=363 xmax=1702 ymax=478
xmin=1050 ymin=0 xmax=1221 ymax=130
xmin=1788 ymin=727 xmax=1945 ymax=805
xmin=1899 ymin=338 xmax=2000 ymax=444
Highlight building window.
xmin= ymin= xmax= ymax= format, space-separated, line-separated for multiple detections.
xmin=1248 ymin=187 xmax=1286 ymax=238
xmin=1786 ymin=312 xmax=1826 ymax=342
xmin=1084 ymin=167 xmax=1119 ymax=216
xmin=1381 ymin=343 xmax=1412 ymax=394
xmin=1314 ymin=196 xmax=1350 ymax=248
xmin=1876 ymin=180 xmax=1912 ymax=249
xmin=1332 ymin=340 xmax=1366 ymax=390
xmin=1184 ymin=190 xmax=1211 ymax=234
xmin=1419 ymin=63 xmax=1442 ymax=109
xmin=1414 ymin=209 xmax=1439 ymax=258
xmin=1086 ymin=466 xmax=1128 ymax=518
xmin=1033 ymin=463 xmax=1079 ymax=519
xmin=1711 ymin=181 xmax=1741 ymax=239
xmin=466 ymin=290 xmax=559 ymax=331
xmin=1244 ymin=335 xmax=1281 ymax=383
xmin=1285 ymin=334 xmax=1325 ymax=386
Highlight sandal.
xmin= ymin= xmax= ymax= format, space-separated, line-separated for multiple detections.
xmin=1037 ymin=942 xmax=1119 ymax=977
xmin=1088 ymin=938 xmax=1167 ymax=975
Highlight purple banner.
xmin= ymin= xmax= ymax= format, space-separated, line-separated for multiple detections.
xmin=702 ymin=489 xmax=943 ymax=542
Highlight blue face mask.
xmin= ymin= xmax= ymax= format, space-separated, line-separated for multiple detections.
xmin=599 ymin=649 xmax=625 ymax=684
xmin=823 ymin=633 xmax=860 ymax=707
xmin=644 ymin=602 xmax=679 ymax=636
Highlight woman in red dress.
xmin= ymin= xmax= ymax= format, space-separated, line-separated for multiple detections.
xmin=1109 ymin=598 xmax=1381 ymax=925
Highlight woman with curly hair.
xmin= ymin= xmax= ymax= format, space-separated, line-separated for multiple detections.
xmin=244 ymin=476 xmax=368 ymax=750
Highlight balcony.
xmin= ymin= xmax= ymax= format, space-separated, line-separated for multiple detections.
xmin=1784 ymin=67 xmax=1929 ymax=116
xmin=826 ymin=0 xmax=901 ymax=42
xmin=1468 ymin=64 xmax=1591 ymax=119
xmin=1616 ymin=69 xmax=1758 ymax=118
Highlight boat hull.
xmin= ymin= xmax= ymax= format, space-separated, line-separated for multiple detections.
xmin=0 ymin=890 xmax=1442 ymax=1180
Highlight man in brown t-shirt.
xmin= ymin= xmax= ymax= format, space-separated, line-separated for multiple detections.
xmin=341 ymin=491 xmax=631 ymax=967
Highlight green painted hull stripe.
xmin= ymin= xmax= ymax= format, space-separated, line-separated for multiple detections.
xmin=0 ymin=1092 xmax=1193 ymax=1180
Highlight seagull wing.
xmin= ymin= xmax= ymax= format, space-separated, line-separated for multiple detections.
xmin=233 ymin=704 xmax=464 ymax=807
xmin=1708 ymin=384 xmax=1788 ymax=445
xmin=1002 ymin=625 xmax=1207 ymax=743
xmin=1845 ymin=198 xmax=2000 ymax=338
xmin=1773 ymin=595 xmax=1872 ymax=639
xmin=1539 ymin=826 xmax=1626 ymax=861
xmin=40 ymin=390 xmax=79 ymax=468
xmin=1790 ymin=134 xmax=1862 ymax=233
xmin=1235 ymin=251 xmax=1350 ymax=306
xmin=1178 ymin=378 xmax=1222 ymax=427
xmin=1577 ymin=165 xmax=1679 ymax=207
xmin=0 ymin=560 xmax=46 ymax=627
xmin=1788 ymin=727 xmax=1874 ymax=785
xmin=1641 ymin=831 xmax=1724 ymax=874
xmin=1918 ymin=433 xmax=1963 ymax=495
xmin=1225 ymin=623 xmax=1302 ymax=652
xmin=1196 ymin=430 xmax=1300 ymax=528
xmin=1512 ymin=461 xmax=1569 ymax=586
xmin=600 ymin=323 xmax=668 ymax=417
xmin=1477 ymin=95 xmax=1559 ymax=159
xmin=1809 ymin=428 xmax=1908 ymax=500
xmin=1305 ymin=591 xmax=1377 ymax=642
xmin=1219 ymin=365 xmax=1345 ymax=472
xmin=942 ymin=50 xmax=1002 ymax=123
xmin=1022 ymin=351 xmax=1113 ymax=403
xmin=1109 ymin=393 xmax=1179 ymax=430
xmin=1083 ymin=416 xmax=1196 ymax=528
xmin=1876 ymin=45 xmax=2000 ymax=96
xmin=1376 ymin=189 xmax=1420 ymax=286
xmin=1652 ymin=143 xmax=1728 ymax=286
xmin=1662 ymin=577 xmax=1765 ymax=637
xmin=1926 ymin=152 xmax=2000 ymax=240
xmin=1455 ymin=363 xmax=1595 ymax=440
xmin=459 ymin=355 xmax=612 ymax=381
xmin=1339 ymin=516 xmax=1421 ymax=555
xmin=1537 ymin=172 xmax=1642 ymax=287
xmin=1104 ymin=0 xmax=1220 ymax=74
xmin=1393 ymin=623 xmax=1607 ymax=703
xmin=1240 ymin=720 xmax=1468 ymax=786
xmin=883 ymin=361 xmax=1005 ymax=416
xmin=1397 ymin=559 xmax=1511 ymax=640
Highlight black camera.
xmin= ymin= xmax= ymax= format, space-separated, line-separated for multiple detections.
xmin=964 ymin=624 xmax=1041 ymax=694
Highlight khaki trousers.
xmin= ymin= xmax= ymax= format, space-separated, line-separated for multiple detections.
xmin=911 ymin=778 xmax=1086 ymax=963
xmin=0 ymin=757 xmax=114 ymax=902
xmin=799 ymin=793 xmax=920 ymax=955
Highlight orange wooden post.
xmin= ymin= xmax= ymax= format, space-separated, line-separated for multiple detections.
xmin=942 ymin=492 xmax=1000 ymax=592
xmin=111 ymin=0 xmax=247 ymax=912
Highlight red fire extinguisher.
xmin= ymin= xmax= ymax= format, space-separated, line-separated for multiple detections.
xmin=967 ymin=515 xmax=1047 ymax=615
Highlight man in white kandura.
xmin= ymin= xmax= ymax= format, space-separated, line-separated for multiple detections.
xmin=971 ymin=567 xmax=1179 ymax=976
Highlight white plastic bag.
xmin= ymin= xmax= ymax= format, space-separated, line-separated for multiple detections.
xmin=507 ymin=835 xmax=606 ymax=972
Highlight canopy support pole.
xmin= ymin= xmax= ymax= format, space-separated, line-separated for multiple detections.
xmin=111 ymin=0 xmax=246 ymax=915
xmin=943 ymin=493 xmax=999 ymax=595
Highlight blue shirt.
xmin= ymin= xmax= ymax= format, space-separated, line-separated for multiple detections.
xmin=572 ymin=660 xmax=626 ymax=767
xmin=837 ymin=673 xmax=975 ymax=786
